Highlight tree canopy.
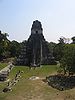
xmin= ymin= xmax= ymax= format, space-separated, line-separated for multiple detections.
xmin=60 ymin=44 xmax=75 ymax=75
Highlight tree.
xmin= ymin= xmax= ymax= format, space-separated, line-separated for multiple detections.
xmin=9 ymin=40 xmax=21 ymax=57
xmin=58 ymin=37 xmax=65 ymax=44
xmin=53 ymin=37 xmax=65 ymax=61
xmin=59 ymin=36 xmax=71 ymax=44
xmin=0 ymin=31 xmax=9 ymax=60
xmin=47 ymin=42 xmax=56 ymax=54
xmin=60 ymin=44 xmax=75 ymax=75
xmin=71 ymin=36 xmax=75 ymax=44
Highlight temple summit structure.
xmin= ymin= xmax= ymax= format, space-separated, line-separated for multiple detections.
xmin=16 ymin=20 xmax=56 ymax=66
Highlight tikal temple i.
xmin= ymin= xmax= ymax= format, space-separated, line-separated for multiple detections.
xmin=16 ymin=20 xmax=56 ymax=66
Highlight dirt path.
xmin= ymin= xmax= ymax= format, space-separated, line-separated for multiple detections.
xmin=6 ymin=74 xmax=75 ymax=100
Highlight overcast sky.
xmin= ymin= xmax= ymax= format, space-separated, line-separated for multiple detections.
xmin=0 ymin=0 xmax=75 ymax=43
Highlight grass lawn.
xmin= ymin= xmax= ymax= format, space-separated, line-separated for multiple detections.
xmin=0 ymin=64 xmax=75 ymax=100
xmin=0 ymin=63 xmax=8 ymax=70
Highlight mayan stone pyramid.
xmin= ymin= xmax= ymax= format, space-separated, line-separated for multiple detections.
xmin=16 ymin=20 xmax=56 ymax=66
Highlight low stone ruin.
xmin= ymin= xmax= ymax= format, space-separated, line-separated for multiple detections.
xmin=29 ymin=76 xmax=40 ymax=80
xmin=46 ymin=75 xmax=75 ymax=91
xmin=0 ymin=63 xmax=14 ymax=81
xmin=3 ymin=70 xmax=22 ymax=93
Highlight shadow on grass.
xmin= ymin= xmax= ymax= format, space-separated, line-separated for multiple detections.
xmin=45 ymin=75 xmax=75 ymax=91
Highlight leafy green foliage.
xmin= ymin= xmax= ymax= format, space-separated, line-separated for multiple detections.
xmin=60 ymin=44 xmax=75 ymax=74
xmin=53 ymin=43 xmax=64 ymax=61
xmin=47 ymin=42 xmax=56 ymax=54
xmin=0 ymin=31 xmax=22 ymax=61
xmin=0 ymin=31 xmax=9 ymax=60
xmin=9 ymin=40 xmax=21 ymax=57
xmin=71 ymin=36 xmax=75 ymax=44
xmin=53 ymin=37 xmax=65 ymax=61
